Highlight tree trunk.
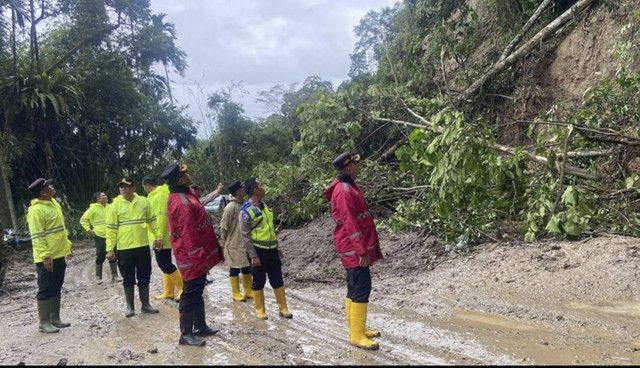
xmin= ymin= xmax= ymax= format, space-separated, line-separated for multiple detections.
xmin=0 ymin=131 xmax=18 ymax=230
xmin=499 ymin=0 xmax=553 ymax=61
xmin=164 ymin=64 xmax=173 ymax=104
xmin=11 ymin=7 xmax=17 ymax=73
xmin=449 ymin=0 xmax=595 ymax=110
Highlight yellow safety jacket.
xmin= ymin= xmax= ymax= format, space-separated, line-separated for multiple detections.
xmin=79 ymin=202 xmax=109 ymax=238
xmin=106 ymin=193 xmax=159 ymax=252
xmin=244 ymin=202 xmax=278 ymax=249
xmin=27 ymin=198 xmax=72 ymax=263
xmin=147 ymin=184 xmax=171 ymax=249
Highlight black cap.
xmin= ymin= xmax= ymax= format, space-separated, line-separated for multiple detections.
xmin=28 ymin=178 xmax=52 ymax=197
xmin=227 ymin=180 xmax=243 ymax=195
xmin=161 ymin=163 xmax=188 ymax=182
xmin=117 ymin=177 xmax=134 ymax=187
xmin=332 ymin=152 xmax=361 ymax=170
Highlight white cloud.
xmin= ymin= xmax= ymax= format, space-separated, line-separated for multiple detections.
xmin=150 ymin=0 xmax=398 ymax=123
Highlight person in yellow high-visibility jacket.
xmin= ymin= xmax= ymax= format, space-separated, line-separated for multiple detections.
xmin=26 ymin=178 xmax=72 ymax=334
xmin=106 ymin=177 xmax=162 ymax=318
xmin=142 ymin=174 xmax=183 ymax=302
xmin=80 ymin=191 xmax=121 ymax=284
xmin=239 ymin=178 xmax=292 ymax=320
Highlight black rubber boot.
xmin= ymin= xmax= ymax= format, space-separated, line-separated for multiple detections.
xmin=139 ymin=285 xmax=159 ymax=314
xmin=37 ymin=300 xmax=60 ymax=333
xmin=95 ymin=264 xmax=103 ymax=284
xmin=124 ymin=286 xmax=136 ymax=318
xmin=50 ymin=296 xmax=71 ymax=328
xmin=179 ymin=309 xmax=205 ymax=346
xmin=193 ymin=303 xmax=219 ymax=336
xmin=109 ymin=262 xmax=122 ymax=282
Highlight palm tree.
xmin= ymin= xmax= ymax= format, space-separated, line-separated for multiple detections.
xmin=0 ymin=70 xmax=81 ymax=229
xmin=136 ymin=13 xmax=187 ymax=104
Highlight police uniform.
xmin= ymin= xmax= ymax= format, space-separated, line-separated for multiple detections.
xmin=221 ymin=180 xmax=253 ymax=302
xmin=239 ymin=178 xmax=292 ymax=320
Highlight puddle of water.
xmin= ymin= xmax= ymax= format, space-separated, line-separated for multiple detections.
xmin=452 ymin=309 xmax=552 ymax=333
xmin=446 ymin=307 xmax=640 ymax=365
xmin=567 ymin=300 xmax=640 ymax=317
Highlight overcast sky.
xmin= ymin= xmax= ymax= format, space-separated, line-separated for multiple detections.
xmin=150 ymin=0 xmax=397 ymax=131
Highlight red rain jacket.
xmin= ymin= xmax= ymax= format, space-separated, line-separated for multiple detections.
xmin=167 ymin=188 xmax=223 ymax=281
xmin=324 ymin=175 xmax=383 ymax=269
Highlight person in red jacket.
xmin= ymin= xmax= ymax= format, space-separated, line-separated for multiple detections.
xmin=161 ymin=163 xmax=224 ymax=347
xmin=324 ymin=152 xmax=383 ymax=351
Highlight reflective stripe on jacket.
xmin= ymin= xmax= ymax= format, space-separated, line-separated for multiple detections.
xmin=323 ymin=175 xmax=383 ymax=269
xmin=79 ymin=202 xmax=109 ymax=238
xmin=147 ymin=184 xmax=172 ymax=249
xmin=27 ymin=198 xmax=72 ymax=263
xmin=240 ymin=201 xmax=277 ymax=250
xmin=167 ymin=189 xmax=222 ymax=281
xmin=105 ymin=193 xmax=159 ymax=252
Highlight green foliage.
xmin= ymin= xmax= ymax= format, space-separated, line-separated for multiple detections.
xmin=393 ymin=111 xmax=526 ymax=243
xmin=0 ymin=0 xmax=198 ymax=219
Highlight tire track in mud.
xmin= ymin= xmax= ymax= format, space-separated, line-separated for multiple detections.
xmin=203 ymin=265 xmax=520 ymax=365
xmin=1 ymin=244 xmax=521 ymax=365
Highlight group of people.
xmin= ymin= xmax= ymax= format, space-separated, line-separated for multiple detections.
xmin=26 ymin=151 xmax=384 ymax=350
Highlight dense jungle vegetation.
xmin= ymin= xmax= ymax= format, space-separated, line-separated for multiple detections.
xmin=2 ymin=0 xmax=640 ymax=248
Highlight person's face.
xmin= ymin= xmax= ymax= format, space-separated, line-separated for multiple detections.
xmin=254 ymin=182 xmax=265 ymax=198
xmin=235 ymin=187 xmax=246 ymax=199
xmin=347 ymin=161 xmax=359 ymax=179
xmin=178 ymin=172 xmax=192 ymax=187
xmin=142 ymin=183 xmax=153 ymax=194
xmin=98 ymin=192 xmax=108 ymax=205
xmin=40 ymin=183 xmax=55 ymax=199
xmin=119 ymin=184 xmax=134 ymax=200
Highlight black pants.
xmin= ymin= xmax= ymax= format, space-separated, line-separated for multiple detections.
xmin=229 ymin=266 xmax=251 ymax=277
xmin=346 ymin=266 xmax=372 ymax=303
xmin=95 ymin=236 xmax=117 ymax=266
xmin=154 ymin=248 xmax=177 ymax=274
xmin=251 ymin=247 xmax=283 ymax=290
xmin=117 ymin=246 xmax=152 ymax=287
xmin=179 ymin=274 xmax=206 ymax=313
xmin=36 ymin=257 xmax=66 ymax=301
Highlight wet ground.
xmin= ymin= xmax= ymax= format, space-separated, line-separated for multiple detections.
xmin=1 ymin=222 xmax=640 ymax=365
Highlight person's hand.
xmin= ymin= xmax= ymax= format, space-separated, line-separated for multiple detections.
xmin=66 ymin=251 xmax=73 ymax=261
xmin=251 ymin=257 xmax=261 ymax=267
xmin=106 ymin=251 xmax=115 ymax=262
xmin=88 ymin=229 xmax=95 ymax=237
xmin=277 ymin=249 xmax=284 ymax=260
xmin=153 ymin=239 xmax=163 ymax=251
xmin=358 ymin=253 xmax=370 ymax=267
xmin=44 ymin=257 xmax=53 ymax=272
xmin=216 ymin=182 xmax=223 ymax=193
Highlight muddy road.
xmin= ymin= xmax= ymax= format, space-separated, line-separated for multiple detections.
xmin=1 ymin=216 xmax=640 ymax=365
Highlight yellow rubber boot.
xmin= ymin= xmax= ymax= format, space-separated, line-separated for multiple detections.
xmin=273 ymin=286 xmax=292 ymax=319
xmin=242 ymin=273 xmax=254 ymax=299
xmin=155 ymin=273 xmax=175 ymax=299
xmin=350 ymin=302 xmax=379 ymax=350
xmin=229 ymin=276 xmax=246 ymax=301
xmin=168 ymin=270 xmax=183 ymax=301
xmin=253 ymin=289 xmax=268 ymax=320
xmin=346 ymin=298 xmax=380 ymax=338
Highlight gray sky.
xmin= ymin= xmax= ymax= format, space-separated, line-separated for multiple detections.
xmin=150 ymin=0 xmax=397 ymax=131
